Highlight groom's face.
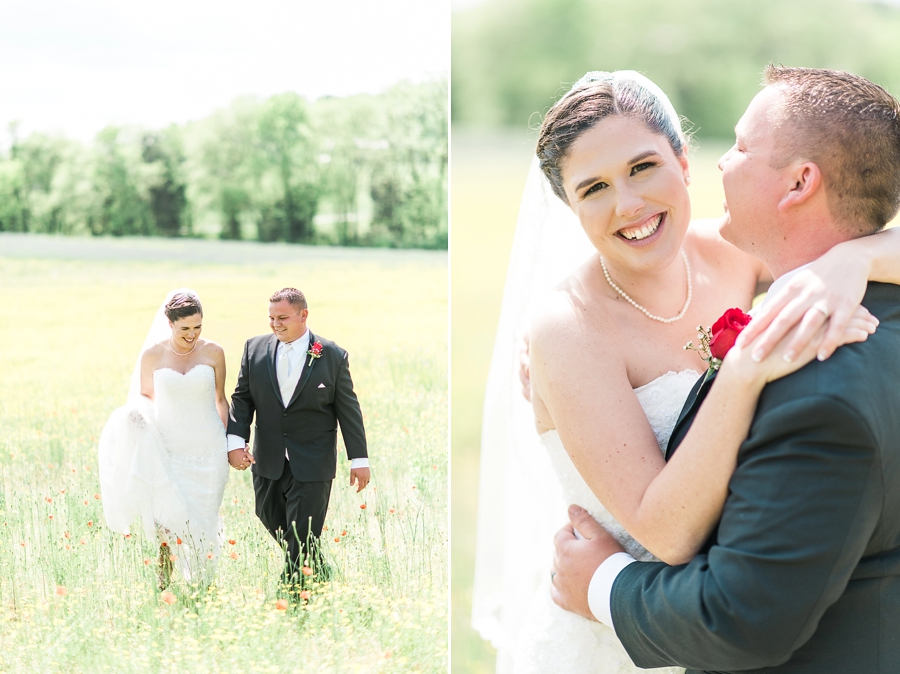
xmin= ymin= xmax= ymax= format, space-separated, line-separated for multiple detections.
xmin=269 ymin=300 xmax=308 ymax=343
xmin=717 ymin=86 xmax=787 ymax=257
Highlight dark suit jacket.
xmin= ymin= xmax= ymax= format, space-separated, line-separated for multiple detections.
xmin=227 ymin=330 xmax=367 ymax=482
xmin=611 ymin=282 xmax=900 ymax=674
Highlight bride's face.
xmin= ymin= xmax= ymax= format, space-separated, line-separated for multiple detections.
xmin=168 ymin=313 xmax=202 ymax=349
xmin=561 ymin=115 xmax=691 ymax=274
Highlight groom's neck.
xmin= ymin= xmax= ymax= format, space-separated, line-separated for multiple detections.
xmin=762 ymin=217 xmax=854 ymax=280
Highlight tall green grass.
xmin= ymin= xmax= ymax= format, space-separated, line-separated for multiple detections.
xmin=0 ymin=239 xmax=447 ymax=673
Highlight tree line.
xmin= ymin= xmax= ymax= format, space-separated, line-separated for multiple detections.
xmin=452 ymin=0 xmax=900 ymax=140
xmin=0 ymin=77 xmax=447 ymax=249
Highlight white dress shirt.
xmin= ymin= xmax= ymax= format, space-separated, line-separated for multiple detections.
xmin=227 ymin=331 xmax=368 ymax=469
xmin=587 ymin=265 xmax=807 ymax=627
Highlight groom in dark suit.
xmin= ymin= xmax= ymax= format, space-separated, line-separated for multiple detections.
xmin=552 ymin=67 xmax=900 ymax=672
xmin=227 ymin=287 xmax=369 ymax=582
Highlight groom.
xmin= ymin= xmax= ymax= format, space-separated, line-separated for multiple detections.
xmin=551 ymin=66 xmax=900 ymax=672
xmin=226 ymin=287 xmax=369 ymax=581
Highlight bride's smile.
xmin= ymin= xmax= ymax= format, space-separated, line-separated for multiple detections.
xmin=561 ymin=115 xmax=691 ymax=278
xmin=617 ymin=212 xmax=663 ymax=241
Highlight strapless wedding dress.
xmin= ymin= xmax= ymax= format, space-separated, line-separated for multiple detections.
xmin=99 ymin=364 xmax=229 ymax=581
xmin=509 ymin=370 xmax=699 ymax=674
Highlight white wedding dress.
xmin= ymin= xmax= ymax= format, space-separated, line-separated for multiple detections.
xmin=508 ymin=370 xmax=698 ymax=674
xmin=99 ymin=363 xmax=229 ymax=582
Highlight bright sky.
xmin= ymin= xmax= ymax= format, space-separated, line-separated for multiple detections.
xmin=1 ymin=0 xmax=449 ymax=143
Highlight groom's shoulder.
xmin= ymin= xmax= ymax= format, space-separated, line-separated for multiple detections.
xmin=244 ymin=334 xmax=273 ymax=350
xmin=760 ymin=282 xmax=900 ymax=421
xmin=311 ymin=333 xmax=347 ymax=358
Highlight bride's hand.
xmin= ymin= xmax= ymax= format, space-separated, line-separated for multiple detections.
xmin=518 ymin=331 xmax=532 ymax=402
xmin=728 ymin=305 xmax=878 ymax=384
xmin=228 ymin=448 xmax=254 ymax=470
xmin=735 ymin=246 xmax=871 ymax=363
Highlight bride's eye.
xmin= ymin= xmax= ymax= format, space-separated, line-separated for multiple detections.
xmin=631 ymin=161 xmax=656 ymax=175
xmin=584 ymin=181 xmax=607 ymax=197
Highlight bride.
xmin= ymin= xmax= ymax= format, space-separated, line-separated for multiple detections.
xmin=473 ymin=71 xmax=899 ymax=673
xmin=98 ymin=289 xmax=230 ymax=587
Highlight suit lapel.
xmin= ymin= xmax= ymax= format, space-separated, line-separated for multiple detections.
xmin=266 ymin=335 xmax=284 ymax=406
xmin=287 ymin=330 xmax=318 ymax=409
xmin=665 ymin=369 xmax=717 ymax=461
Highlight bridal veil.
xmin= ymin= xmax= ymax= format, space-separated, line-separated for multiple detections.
xmin=471 ymin=156 xmax=593 ymax=652
xmin=471 ymin=70 xmax=686 ymax=660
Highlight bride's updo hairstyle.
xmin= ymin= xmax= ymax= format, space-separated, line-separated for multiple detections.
xmin=537 ymin=71 xmax=688 ymax=205
xmin=164 ymin=292 xmax=203 ymax=322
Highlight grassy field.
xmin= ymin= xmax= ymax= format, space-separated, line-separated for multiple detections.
xmin=0 ymin=236 xmax=447 ymax=673
xmin=449 ymin=128 xmax=733 ymax=672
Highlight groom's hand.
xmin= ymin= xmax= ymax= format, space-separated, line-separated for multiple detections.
xmin=350 ymin=467 xmax=370 ymax=492
xmin=551 ymin=505 xmax=625 ymax=621
xmin=228 ymin=448 xmax=254 ymax=470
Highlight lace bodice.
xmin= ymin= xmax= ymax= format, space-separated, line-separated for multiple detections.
xmin=540 ymin=369 xmax=700 ymax=561
xmin=153 ymin=365 xmax=226 ymax=457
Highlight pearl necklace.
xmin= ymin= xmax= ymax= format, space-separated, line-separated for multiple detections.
xmin=168 ymin=337 xmax=198 ymax=356
xmin=600 ymin=249 xmax=692 ymax=324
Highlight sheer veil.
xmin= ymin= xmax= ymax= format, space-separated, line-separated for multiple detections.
xmin=471 ymin=71 xmax=684 ymax=655
xmin=125 ymin=288 xmax=198 ymax=405
xmin=471 ymin=156 xmax=593 ymax=650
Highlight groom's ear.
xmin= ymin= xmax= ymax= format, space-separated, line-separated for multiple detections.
xmin=777 ymin=161 xmax=822 ymax=212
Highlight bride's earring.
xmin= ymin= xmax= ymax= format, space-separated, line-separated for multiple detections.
xmin=684 ymin=173 xmax=691 ymax=186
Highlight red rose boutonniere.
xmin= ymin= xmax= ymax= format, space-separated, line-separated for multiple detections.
xmin=307 ymin=341 xmax=323 ymax=366
xmin=684 ymin=308 xmax=752 ymax=381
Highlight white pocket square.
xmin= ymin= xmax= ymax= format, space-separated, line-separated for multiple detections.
xmin=317 ymin=383 xmax=326 ymax=388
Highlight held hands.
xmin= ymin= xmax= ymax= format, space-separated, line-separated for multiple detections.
xmin=736 ymin=247 xmax=873 ymax=363
xmin=350 ymin=467 xmax=370 ymax=492
xmin=228 ymin=448 xmax=255 ymax=471
xmin=551 ymin=505 xmax=625 ymax=622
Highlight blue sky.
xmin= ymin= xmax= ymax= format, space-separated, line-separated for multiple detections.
xmin=1 ymin=0 xmax=449 ymax=143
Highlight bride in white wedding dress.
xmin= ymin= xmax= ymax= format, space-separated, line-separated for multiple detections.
xmin=473 ymin=71 xmax=893 ymax=673
xmin=99 ymin=290 xmax=230 ymax=587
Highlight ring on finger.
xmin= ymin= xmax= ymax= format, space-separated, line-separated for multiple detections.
xmin=811 ymin=301 xmax=830 ymax=318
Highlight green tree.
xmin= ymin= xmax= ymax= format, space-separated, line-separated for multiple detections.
xmin=257 ymin=93 xmax=319 ymax=243
xmin=142 ymin=127 xmax=190 ymax=237
xmin=369 ymin=78 xmax=448 ymax=248
xmin=89 ymin=126 xmax=151 ymax=236
xmin=188 ymin=97 xmax=261 ymax=240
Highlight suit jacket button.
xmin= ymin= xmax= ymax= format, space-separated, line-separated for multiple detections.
xmin=282 ymin=432 xmax=288 ymax=436
xmin=283 ymin=412 xmax=287 ymax=417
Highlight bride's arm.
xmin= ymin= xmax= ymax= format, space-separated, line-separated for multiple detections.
xmin=530 ymin=300 xmax=875 ymax=565
xmin=738 ymin=226 xmax=900 ymax=362
xmin=139 ymin=350 xmax=156 ymax=400
xmin=211 ymin=345 xmax=229 ymax=429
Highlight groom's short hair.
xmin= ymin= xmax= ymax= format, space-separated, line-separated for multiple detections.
xmin=270 ymin=287 xmax=307 ymax=311
xmin=764 ymin=64 xmax=900 ymax=235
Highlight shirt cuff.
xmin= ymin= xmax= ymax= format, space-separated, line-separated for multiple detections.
xmin=588 ymin=552 xmax=637 ymax=628
xmin=350 ymin=458 xmax=369 ymax=469
xmin=226 ymin=434 xmax=248 ymax=451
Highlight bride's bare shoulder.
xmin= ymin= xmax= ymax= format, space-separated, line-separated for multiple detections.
xmin=142 ymin=342 xmax=166 ymax=361
xmin=199 ymin=339 xmax=224 ymax=355
xmin=530 ymin=262 xmax=615 ymax=351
